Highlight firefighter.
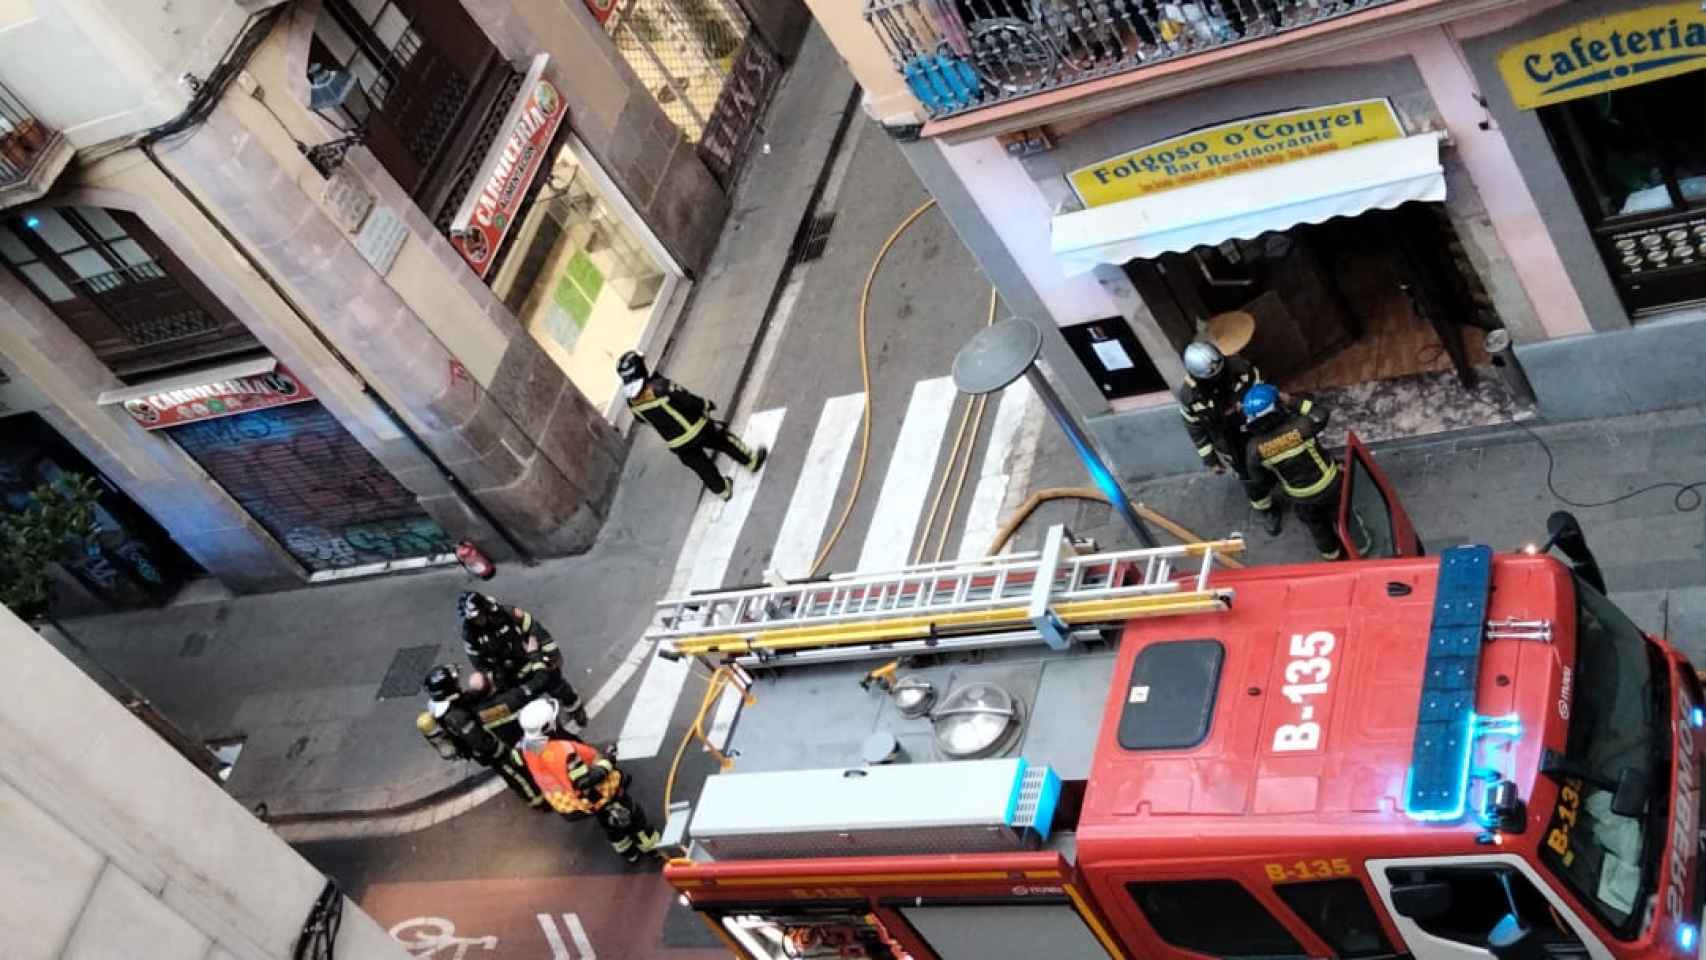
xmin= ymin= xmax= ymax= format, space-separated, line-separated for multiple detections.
xmin=1177 ymin=341 xmax=1282 ymax=536
xmin=618 ymin=350 xmax=766 ymax=501
xmin=1242 ymin=384 xmax=1344 ymax=561
xmin=416 ymin=664 xmax=544 ymax=810
xmin=458 ymin=591 xmax=586 ymax=728
xmin=516 ymin=698 xmax=663 ymax=864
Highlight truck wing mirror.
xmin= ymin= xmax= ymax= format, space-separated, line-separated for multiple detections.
xmin=1611 ymin=768 xmax=1650 ymax=818
xmin=1390 ymin=882 xmax=1454 ymax=920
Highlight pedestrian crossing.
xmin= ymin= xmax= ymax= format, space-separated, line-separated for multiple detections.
xmin=613 ymin=376 xmax=1046 ymax=760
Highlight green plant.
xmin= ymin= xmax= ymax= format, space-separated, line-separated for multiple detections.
xmin=0 ymin=473 xmax=101 ymax=617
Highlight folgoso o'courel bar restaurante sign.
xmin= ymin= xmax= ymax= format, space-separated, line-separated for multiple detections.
xmin=1499 ymin=2 xmax=1706 ymax=110
xmin=1067 ymin=98 xmax=1404 ymax=209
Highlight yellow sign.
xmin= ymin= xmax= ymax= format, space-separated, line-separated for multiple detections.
xmin=1067 ymin=99 xmax=1404 ymax=209
xmin=1499 ymin=2 xmax=1706 ymax=110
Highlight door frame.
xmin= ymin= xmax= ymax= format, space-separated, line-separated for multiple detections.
xmin=1337 ymin=431 xmax=1424 ymax=560
xmin=1365 ymin=854 xmax=1612 ymax=960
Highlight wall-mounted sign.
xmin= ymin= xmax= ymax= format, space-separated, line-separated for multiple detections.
xmin=356 ymin=205 xmax=407 ymax=276
xmin=449 ymin=54 xmax=568 ymax=278
xmin=1498 ymin=2 xmax=1706 ymax=110
xmin=1067 ymin=98 xmax=1404 ymax=209
xmin=118 ymin=364 xmax=315 ymax=430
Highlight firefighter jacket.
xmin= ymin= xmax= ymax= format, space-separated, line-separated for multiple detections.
xmin=520 ymin=738 xmax=623 ymax=816
xmin=419 ymin=697 xmax=509 ymax=765
xmin=1245 ymin=399 xmax=1340 ymax=502
xmin=626 ymin=376 xmax=712 ymax=450
xmin=462 ymin=603 xmax=547 ymax=690
xmin=1177 ymin=356 xmax=1259 ymax=469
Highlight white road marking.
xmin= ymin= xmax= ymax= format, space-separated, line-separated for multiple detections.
xmin=616 ymin=409 xmax=785 ymax=759
xmin=564 ymin=914 xmax=596 ymax=960
xmin=705 ymin=683 xmax=743 ymax=753
xmin=768 ymin=392 xmax=864 ymax=580
xmin=856 ymin=376 xmax=960 ymax=573
xmin=957 ymin=379 xmax=1042 ymax=560
xmin=538 ymin=914 xmax=572 ymax=960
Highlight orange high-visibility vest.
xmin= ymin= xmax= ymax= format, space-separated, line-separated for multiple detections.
xmin=521 ymin=739 xmax=620 ymax=815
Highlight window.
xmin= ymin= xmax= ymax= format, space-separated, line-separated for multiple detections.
xmin=1127 ymin=880 xmax=1304 ymax=957
xmin=313 ymin=0 xmax=420 ymax=111
xmin=1273 ymin=879 xmax=1393 ymax=958
xmin=1343 ymin=450 xmax=1397 ymax=559
xmin=1385 ymin=866 xmax=1585 ymax=952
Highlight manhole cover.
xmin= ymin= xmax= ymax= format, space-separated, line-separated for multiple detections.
xmin=377 ymin=644 xmax=439 ymax=700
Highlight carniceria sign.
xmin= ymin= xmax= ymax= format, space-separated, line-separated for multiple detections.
xmin=1067 ymin=98 xmax=1404 ymax=209
xmin=1499 ymin=2 xmax=1706 ymax=110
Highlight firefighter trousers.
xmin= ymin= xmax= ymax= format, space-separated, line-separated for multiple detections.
xmin=488 ymin=752 xmax=545 ymax=809
xmin=674 ymin=421 xmax=760 ymax=495
xmin=1293 ymin=485 xmax=1344 ymax=561
xmin=594 ymin=784 xmax=661 ymax=862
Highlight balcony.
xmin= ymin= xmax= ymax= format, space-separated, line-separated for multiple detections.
xmin=866 ymin=0 xmax=1411 ymax=124
xmin=0 ymin=82 xmax=72 ymax=210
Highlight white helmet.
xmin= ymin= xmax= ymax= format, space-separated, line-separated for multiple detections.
xmin=1182 ymin=341 xmax=1225 ymax=381
xmin=519 ymin=697 xmax=559 ymax=749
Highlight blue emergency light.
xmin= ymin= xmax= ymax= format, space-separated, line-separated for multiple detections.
xmin=1404 ymin=546 xmax=1497 ymax=823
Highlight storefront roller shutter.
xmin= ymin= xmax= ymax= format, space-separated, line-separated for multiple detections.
xmin=169 ymin=402 xmax=452 ymax=573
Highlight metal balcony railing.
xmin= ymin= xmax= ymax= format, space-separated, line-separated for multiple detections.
xmin=0 ymin=82 xmax=52 ymax=183
xmin=866 ymin=0 xmax=1402 ymax=118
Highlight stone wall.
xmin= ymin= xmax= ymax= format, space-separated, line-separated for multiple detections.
xmin=0 ymin=605 xmax=409 ymax=959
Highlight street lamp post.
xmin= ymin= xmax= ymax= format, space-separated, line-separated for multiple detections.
xmin=952 ymin=317 xmax=1156 ymax=548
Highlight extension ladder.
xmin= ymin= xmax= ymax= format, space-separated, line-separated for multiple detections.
xmin=649 ymin=525 xmax=1243 ymax=667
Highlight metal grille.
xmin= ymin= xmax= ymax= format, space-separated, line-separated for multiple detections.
xmin=795 ymin=213 xmax=836 ymax=263
xmin=864 ymin=0 xmax=1405 ymax=118
xmin=407 ymin=70 xmax=472 ymax=168
xmin=433 ymin=69 xmax=526 ymax=236
xmin=377 ymin=644 xmax=440 ymax=699
xmin=0 ymin=80 xmax=51 ymax=184
xmin=605 ymin=0 xmax=755 ymax=143
xmin=169 ymin=402 xmax=454 ymax=572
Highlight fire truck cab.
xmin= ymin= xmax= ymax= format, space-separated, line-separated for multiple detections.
xmin=664 ymin=438 xmax=1705 ymax=960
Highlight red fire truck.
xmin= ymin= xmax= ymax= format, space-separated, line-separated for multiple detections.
xmin=656 ymin=436 xmax=1703 ymax=960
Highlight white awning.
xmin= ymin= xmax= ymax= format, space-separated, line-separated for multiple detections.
xmin=1051 ymin=132 xmax=1448 ymax=275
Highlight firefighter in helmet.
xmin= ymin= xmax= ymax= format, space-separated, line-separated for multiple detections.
xmin=416 ymin=663 xmax=544 ymax=809
xmin=517 ymin=698 xmax=663 ymax=863
xmin=617 ymin=350 xmax=767 ymax=501
xmin=1242 ymin=384 xmax=1344 ymax=561
xmin=1177 ymin=341 xmax=1281 ymax=536
xmin=457 ymin=591 xmax=586 ymax=732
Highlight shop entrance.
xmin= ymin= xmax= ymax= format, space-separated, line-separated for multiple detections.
xmin=490 ymin=135 xmax=682 ymax=417
xmin=1126 ymin=202 xmax=1525 ymax=441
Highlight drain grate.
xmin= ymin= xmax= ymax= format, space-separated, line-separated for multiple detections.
xmin=795 ymin=213 xmax=837 ymax=263
xmin=377 ymin=644 xmax=439 ymax=700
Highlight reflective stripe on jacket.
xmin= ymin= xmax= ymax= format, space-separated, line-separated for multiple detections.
xmin=627 ymin=377 xmax=709 ymax=449
xmin=1247 ymin=399 xmax=1339 ymax=500
xmin=520 ymin=738 xmax=621 ymax=815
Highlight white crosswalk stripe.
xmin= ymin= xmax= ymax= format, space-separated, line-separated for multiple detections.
xmin=615 ymin=408 xmax=785 ymax=760
xmin=856 ymin=376 xmax=960 ymax=573
xmin=958 ymin=379 xmax=1043 ymax=559
xmin=767 ymin=392 xmax=864 ymax=581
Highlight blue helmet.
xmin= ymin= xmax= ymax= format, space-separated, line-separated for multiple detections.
xmin=1242 ymin=383 xmax=1280 ymax=422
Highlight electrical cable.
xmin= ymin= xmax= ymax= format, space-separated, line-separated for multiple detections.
xmin=1521 ymin=423 xmax=1706 ymax=513
xmin=292 ymin=879 xmax=343 ymax=960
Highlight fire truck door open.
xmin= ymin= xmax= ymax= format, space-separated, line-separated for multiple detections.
xmin=1367 ymin=856 xmax=1610 ymax=960
xmin=1338 ymin=430 xmax=1424 ymax=560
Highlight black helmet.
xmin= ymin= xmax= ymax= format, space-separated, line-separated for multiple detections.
xmin=423 ymin=663 xmax=461 ymax=700
xmin=458 ymin=591 xmax=496 ymax=623
xmin=616 ymin=351 xmax=647 ymax=385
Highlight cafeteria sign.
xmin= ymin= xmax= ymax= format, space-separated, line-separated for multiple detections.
xmin=1498 ymin=2 xmax=1706 ymax=110
xmin=1068 ymin=98 xmax=1403 ymax=209
xmin=450 ymin=62 xmax=568 ymax=277
xmin=122 ymin=365 xmax=314 ymax=430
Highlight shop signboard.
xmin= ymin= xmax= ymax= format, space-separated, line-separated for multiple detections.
xmin=1067 ymin=98 xmax=1404 ymax=209
xmin=449 ymin=56 xmax=569 ymax=278
xmin=119 ymin=365 xmax=315 ymax=430
xmin=1498 ymin=2 xmax=1706 ymax=110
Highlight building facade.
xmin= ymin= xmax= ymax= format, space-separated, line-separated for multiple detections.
xmin=0 ymin=0 xmax=805 ymax=600
xmin=809 ymin=0 xmax=1703 ymax=477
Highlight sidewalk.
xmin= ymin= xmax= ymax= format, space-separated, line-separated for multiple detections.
xmin=52 ymin=26 xmax=863 ymax=835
